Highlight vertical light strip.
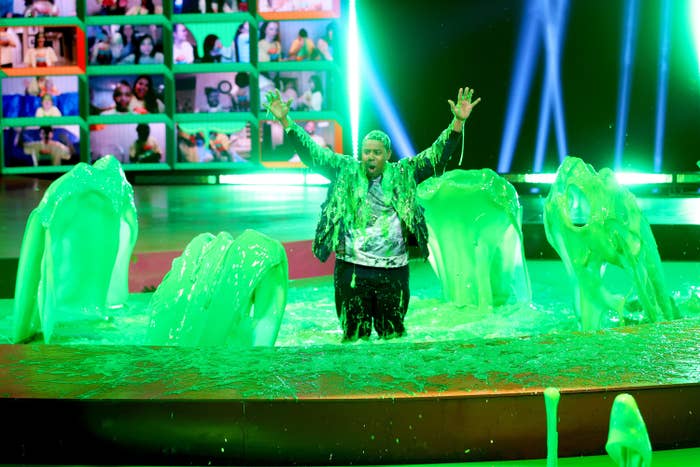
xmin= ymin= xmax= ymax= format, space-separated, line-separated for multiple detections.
xmin=497 ymin=0 xmax=541 ymax=173
xmin=614 ymin=0 xmax=639 ymax=170
xmin=347 ymin=0 xmax=360 ymax=158
xmin=653 ymin=0 xmax=671 ymax=172
xmin=692 ymin=0 xmax=700 ymax=75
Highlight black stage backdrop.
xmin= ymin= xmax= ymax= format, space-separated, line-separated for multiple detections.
xmin=353 ymin=0 xmax=700 ymax=173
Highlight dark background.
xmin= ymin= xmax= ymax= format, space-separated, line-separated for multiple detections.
xmin=349 ymin=0 xmax=700 ymax=173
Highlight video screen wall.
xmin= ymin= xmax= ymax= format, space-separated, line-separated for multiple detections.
xmin=0 ymin=0 xmax=344 ymax=172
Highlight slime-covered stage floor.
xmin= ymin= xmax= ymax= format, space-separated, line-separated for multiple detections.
xmin=1 ymin=176 xmax=700 ymax=465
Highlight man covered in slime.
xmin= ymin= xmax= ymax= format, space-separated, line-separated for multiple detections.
xmin=265 ymin=85 xmax=481 ymax=342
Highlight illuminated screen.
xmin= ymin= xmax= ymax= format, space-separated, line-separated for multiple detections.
xmin=3 ymin=0 xmax=77 ymax=17
xmin=86 ymin=0 xmax=164 ymax=15
xmin=90 ymin=123 xmax=167 ymax=165
xmin=3 ymin=125 xmax=80 ymax=167
xmin=0 ymin=26 xmax=79 ymax=69
xmin=173 ymin=0 xmax=248 ymax=14
xmin=182 ymin=21 xmax=250 ymax=63
xmin=175 ymin=72 xmax=250 ymax=113
xmin=2 ymin=75 xmax=79 ymax=118
xmin=258 ymin=19 xmax=337 ymax=62
xmin=259 ymin=70 xmax=330 ymax=111
xmin=87 ymin=24 xmax=164 ymax=66
xmin=258 ymin=0 xmax=339 ymax=19
xmin=259 ymin=119 xmax=340 ymax=167
xmin=177 ymin=122 xmax=252 ymax=164
xmin=89 ymin=74 xmax=166 ymax=115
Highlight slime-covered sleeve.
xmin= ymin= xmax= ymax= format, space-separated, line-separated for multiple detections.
xmin=408 ymin=121 xmax=463 ymax=183
xmin=285 ymin=121 xmax=354 ymax=179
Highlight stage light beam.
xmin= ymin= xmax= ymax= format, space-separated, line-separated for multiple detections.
xmin=348 ymin=0 xmax=360 ymax=159
xmin=498 ymin=0 xmax=542 ymax=173
xmin=533 ymin=0 xmax=570 ymax=173
xmin=614 ymin=0 xmax=639 ymax=170
xmin=653 ymin=0 xmax=671 ymax=173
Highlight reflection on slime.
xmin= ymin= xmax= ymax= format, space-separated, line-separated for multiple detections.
xmin=417 ymin=169 xmax=531 ymax=309
xmin=12 ymin=156 xmax=138 ymax=344
xmin=543 ymin=157 xmax=678 ymax=330
xmin=147 ymin=230 xmax=288 ymax=347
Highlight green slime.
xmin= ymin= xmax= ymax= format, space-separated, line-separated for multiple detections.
xmin=606 ymin=393 xmax=652 ymax=467
xmin=417 ymin=169 xmax=531 ymax=309
xmin=12 ymin=156 xmax=138 ymax=344
xmin=544 ymin=387 xmax=560 ymax=467
xmin=146 ymin=229 xmax=288 ymax=347
xmin=543 ymin=157 xmax=678 ymax=330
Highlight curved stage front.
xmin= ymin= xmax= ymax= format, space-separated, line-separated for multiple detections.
xmin=1 ymin=317 xmax=699 ymax=465
xmin=2 ymin=179 xmax=700 ymax=465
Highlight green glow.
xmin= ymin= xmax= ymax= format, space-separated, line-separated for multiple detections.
xmin=605 ymin=394 xmax=652 ymax=467
xmin=522 ymin=172 xmax=672 ymax=185
xmin=543 ymin=157 xmax=678 ymax=331
xmin=147 ymin=229 xmax=288 ymax=347
xmin=614 ymin=172 xmax=672 ymax=185
xmin=347 ymin=0 xmax=360 ymax=158
xmin=219 ymin=173 xmax=330 ymax=186
xmin=544 ymin=387 xmax=560 ymax=467
xmin=417 ymin=169 xmax=531 ymax=309
xmin=523 ymin=173 xmax=557 ymax=184
xmin=692 ymin=0 xmax=700 ymax=74
xmin=12 ymin=156 xmax=138 ymax=344
xmin=178 ymin=122 xmax=248 ymax=134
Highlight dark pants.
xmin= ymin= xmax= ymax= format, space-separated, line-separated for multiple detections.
xmin=334 ymin=259 xmax=409 ymax=342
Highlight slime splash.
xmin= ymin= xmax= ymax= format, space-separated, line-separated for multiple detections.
xmin=146 ymin=229 xmax=288 ymax=347
xmin=605 ymin=393 xmax=652 ymax=467
xmin=543 ymin=157 xmax=678 ymax=330
xmin=12 ymin=156 xmax=138 ymax=344
xmin=417 ymin=169 xmax=531 ymax=309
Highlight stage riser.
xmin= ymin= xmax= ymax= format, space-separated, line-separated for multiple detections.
xmin=1 ymin=385 xmax=699 ymax=465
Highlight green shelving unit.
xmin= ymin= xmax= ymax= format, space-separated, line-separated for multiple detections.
xmin=0 ymin=0 xmax=346 ymax=177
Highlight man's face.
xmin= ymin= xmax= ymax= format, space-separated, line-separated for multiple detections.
xmin=361 ymin=139 xmax=390 ymax=179
xmin=114 ymin=84 xmax=132 ymax=110
xmin=206 ymin=90 xmax=220 ymax=107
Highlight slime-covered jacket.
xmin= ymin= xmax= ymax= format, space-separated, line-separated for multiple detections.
xmin=284 ymin=120 xmax=464 ymax=262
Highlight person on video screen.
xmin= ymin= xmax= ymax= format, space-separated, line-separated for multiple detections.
xmin=120 ymin=33 xmax=163 ymax=64
xmin=129 ymin=123 xmax=162 ymax=163
xmin=24 ymin=32 xmax=58 ymax=67
xmin=35 ymin=93 xmax=61 ymax=117
xmin=101 ymin=81 xmax=132 ymax=114
xmin=0 ymin=26 xmax=20 ymax=68
xmin=258 ymin=21 xmax=281 ymax=62
xmin=128 ymin=74 xmax=164 ymax=114
xmin=173 ymin=23 xmax=194 ymax=64
xmin=23 ymin=125 xmax=72 ymax=166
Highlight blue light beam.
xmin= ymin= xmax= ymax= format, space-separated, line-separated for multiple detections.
xmin=497 ymin=0 xmax=542 ymax=173
xmin=653 ymin=0 xmax=671 ymax=172
xmin=362 ymin=53 xmax=416 ymax=159
xmin=533 ymin=0 xmax=570 ymax=173
xmin=614 ymin=0 xmax=640 ymax=170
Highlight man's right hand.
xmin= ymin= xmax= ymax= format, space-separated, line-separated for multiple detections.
xmin=265 ymin=89 xmax=293 ymax=128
